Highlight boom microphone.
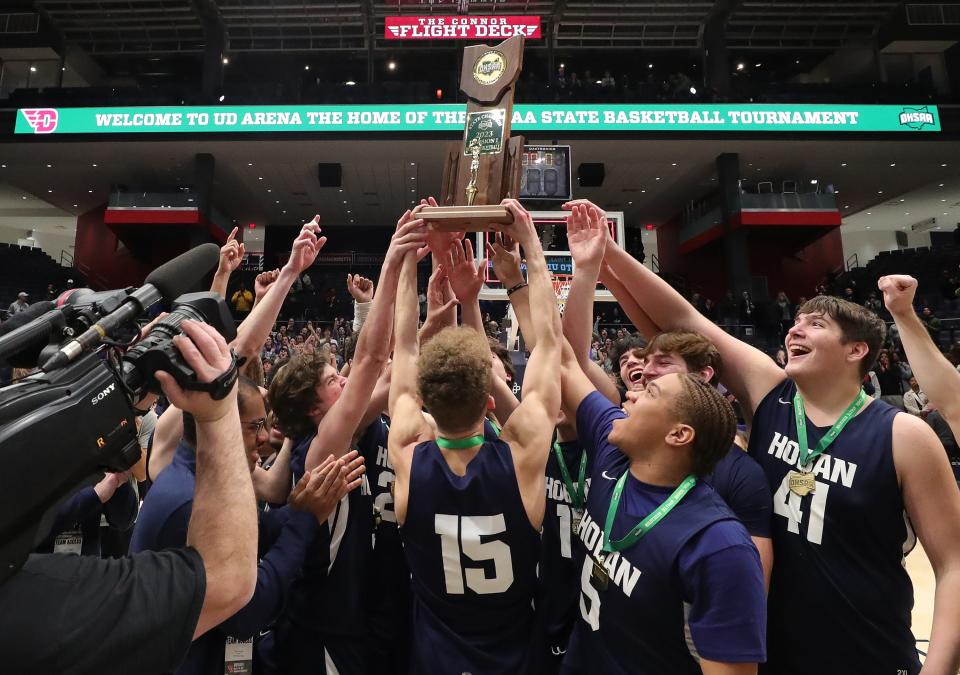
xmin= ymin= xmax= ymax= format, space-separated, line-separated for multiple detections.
xmin=40 ymin=244 xmax=221 ymax=372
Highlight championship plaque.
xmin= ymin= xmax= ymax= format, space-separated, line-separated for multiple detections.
xmin=420 ymin=35 xmax=525 ymax=231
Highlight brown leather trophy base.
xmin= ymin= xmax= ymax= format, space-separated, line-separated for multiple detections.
xmin=420 ymin=205 xmax=514 ymax=232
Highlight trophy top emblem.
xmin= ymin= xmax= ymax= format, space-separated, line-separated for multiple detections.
xmin=472 ymin=50 xmax=507 ymax=86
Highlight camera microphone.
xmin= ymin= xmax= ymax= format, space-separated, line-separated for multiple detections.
xmin=41 ymin=243 xmax=221 ymax=372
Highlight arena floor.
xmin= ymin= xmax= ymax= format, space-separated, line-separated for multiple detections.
xmin=908 ymin=542 xmax=935 ymax=663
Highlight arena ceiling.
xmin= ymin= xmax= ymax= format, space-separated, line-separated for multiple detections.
xmin=0 ymin=135 xmax=957 ymax=240
xmin=20 ymin=0 xmax=903 ymax=57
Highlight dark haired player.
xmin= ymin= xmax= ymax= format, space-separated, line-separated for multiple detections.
xmin=387 ymin=199 xmax=562 ymax=674
xmin=589 ymin=203 xmax=960 ymax=674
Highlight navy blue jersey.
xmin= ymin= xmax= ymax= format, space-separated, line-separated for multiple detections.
xmin=748 ymin=379 xmax=920 ymax=675
xmin=564 ymin=392 xmax=767 ymax=674
xmin=401 ymin=437 xmax=541 ymax=675
xmin=704 ymin=445 xmax=772 ymax=538
xmin=539 ymin=439 xmax=592 ymax=647
xmin=273 ymin=432 xmax=376 ymax=674
xmin=357 ymin=415 xmax=411 ymax=671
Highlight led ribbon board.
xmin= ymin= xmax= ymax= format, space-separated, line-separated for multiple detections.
xmin=15 ymin=104 xmax=941 ymax=135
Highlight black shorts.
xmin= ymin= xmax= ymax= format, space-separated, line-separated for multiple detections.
xmin=0 ymin=547 xmax=206 ymax=675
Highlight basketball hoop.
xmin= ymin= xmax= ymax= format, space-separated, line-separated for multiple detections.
xmin=552 ymin=274 xmax=574 ymax=314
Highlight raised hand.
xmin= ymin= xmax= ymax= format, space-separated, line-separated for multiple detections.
xmin=445 ymin=238 xmax=487 ymax=303
xmin=218 ymin=227 xmax=245 ymax=274
xmin=154 ymin=320 xmax=237 ymax=422
xmin=386 ymin=209 xmax=430 ymax=266
xmin=426 ymin=263 xmax=457 ymax=317
xmin=566 ymin=203 xmax=608 ymax=270
xmin=346 ymin=273 xmax=375 ymax=303
xmin=284 ymin=216 xmax=327 ymax=275
xmin=420 ymin=196 xmax=465 ymax=256
xmin=494 ymin=199 xmax=538 ymax=249
xmin=254 ymin=269 xmax=281 ymax=301
xmin=878 ymin=275 xmax=918 ymax=318
xmin=487 ymin=231 xmax=524 ymax=287
xmin=562 ymin=199 xmax=611 ymax=240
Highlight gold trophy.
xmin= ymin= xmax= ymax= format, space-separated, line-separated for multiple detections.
xmin=419 ymin=35 xmax=525 ymax=231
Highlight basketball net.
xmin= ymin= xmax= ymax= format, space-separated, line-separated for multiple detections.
xmin=552 ymin=275 xmax=573 ymax=315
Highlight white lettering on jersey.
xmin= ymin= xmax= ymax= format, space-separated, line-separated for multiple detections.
xmin=575 ymin=511 xmax=642 ymax=596
xmin=766 ymin=431 xmax=858 ymax=488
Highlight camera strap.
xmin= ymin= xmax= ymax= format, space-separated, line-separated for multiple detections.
xmin=181 ymin=350 xmax=244 ymax=400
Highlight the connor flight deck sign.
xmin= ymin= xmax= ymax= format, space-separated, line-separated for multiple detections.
xmin=384 ymin=15 xmax=541 ymax=39
xmin=15 ymin=104 xmax=941 ymax=135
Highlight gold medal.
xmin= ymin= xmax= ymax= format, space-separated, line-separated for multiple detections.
xmin=571 ymin=509 xmax=583 ymax=535
xmin=788 ymin=470 xmax=816 ymax=496
xmin=590 ymin=553 xmax=609 ymax=591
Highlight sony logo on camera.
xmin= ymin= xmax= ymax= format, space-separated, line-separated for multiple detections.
xmin=91 ymin=382 xmax=117 ymax=406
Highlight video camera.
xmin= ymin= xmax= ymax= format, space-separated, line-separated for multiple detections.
xmin=0 ymin=243 xmax=236 ymax=583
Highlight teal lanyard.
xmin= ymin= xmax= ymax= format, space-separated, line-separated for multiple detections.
xmin=552 ymin=441 xmax=587 ymax=511
xmin=602 ymin=473 xmax=696 ymax=553
xmin=793 ymin=388 xmax=866 ymax=468
xmin=436 ymin=434 xmax=484 ymax=450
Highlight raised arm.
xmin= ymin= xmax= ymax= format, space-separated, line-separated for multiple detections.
xmin=488 ymin=232 xmax=536 ymax=350
xmin=445 ymin=237 xmax=487 ymax=335
xmin=388 ymin=250 xmax=433 ymax=526
xmin=597 ymin=261 xmax=661 ymax=340
xmin=305 ymin=211 xmax=427 ymax=470
xmin=252 ymin=437 xmax=294 ymax=504
xmin=881 ymin=275 xmax=960 ymax=440
xmin=563 ymin=203 xmax=621 ymax=406
xmin=497 ymin=200 xmax=562 ymax=526
xmin=210 ymin=227 xmax=244 ymax=299
xmin=347 ymin=273 xmax=374 ymax=335
xmin=600 ymin=221 xmax=782 ymax=415
xmin=231 ymin=218 xmax=326 ymax=363
xmin=418 ymin=264 xmax=458 ymax=347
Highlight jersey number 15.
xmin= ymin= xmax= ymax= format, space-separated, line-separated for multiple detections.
xmin=435 ymin=514 xmax=514 ymax=595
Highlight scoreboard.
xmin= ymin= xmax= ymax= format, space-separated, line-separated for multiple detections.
xmin=518 ymin=145 xmax=572 ymax=201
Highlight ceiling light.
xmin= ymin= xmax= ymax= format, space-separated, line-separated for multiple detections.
xmin=347 ymin=210 xmax=351 ymax=213
xmin=410 ymin=176 xmax=415 ymax=180
xmin=73 ymin=204 xmax=77 ymax=207
xmin=795 ymin=60 xmax=800 ymax=64
xmin=410 ymin=162 xmax=415 ymax=166
xmin=343 ymin=200 xmax=347 ymax=204
xmin=47 ymin=189 xmax=52 ymax=193
xmin=339 ymin=189 xmax=343 ymax=192
xmin=866 ymin=226 xmax=871 ymax=229
xmin=648 ymin=63 xmax=653 ymax=69
xmin=841 ymin=162 xmax=847 ymax=167
xmin=91 ymin=163 xmax=97 ymax=167
xmin=899 ymin=198 xmax=905 ymax=202
xmin=46 ymin=164 xmax=51 ymax=168
xmin=945 ymin=213 xmax=949 ymax=216
xmin=844 ymin=205 xmax=849 ymax=209
xmin=222 ymin=57 xmax=229 ymax=65
xmin=304 ymin=65 xmax=310 ymax=71
xmin=942 ymin=163 xmax=948 ymax=167
xmin=258 ymin=176 xmax=263 ymax=180
xmin=29 ymin=66 xmax=36 ymax=73
xmin=627 ymin=201 xmax=633 ymax=205
xmin=282 ymin=210 xmax=287 ymax=214
xmin=641 ymin=189 xmax=646 ymax=193
xmin=905 ymin=212 xmax=910 ymax=215
xmin=387 ymin=61 xmax=396 ymax=71
xmin=88 ymin=190 xmax=93 ymax=193
xmin=890 ymin=163 xmax=896 ymax=167
xmin=671 ymin=163 xmax=677 ymax=166
xmin=810 ymin=179 xmax=818 ymax=184
xmin=942 ymin=199 xmax=947 ymax=202
xmin=276 ymin=200 xmax=280 ymax=204
xmin=267 ymin=189 xmax=272 ymax=193
xmin=655 ymin=177 xmax=661 ymax=181
xmin=736 ymin=63 xmax=745 ymax=71
xmin=21 ymin=196 xmax=26 ymax=200
xmin=939 ymin=183 xmax=945 ymax=187
xmin=878 ymin=190 xmax=883 ymax=194
xmin=0 ymin=164 xmax=5 ymax=168
xmin=866 ymin=212 xmax=872 ymax=215
xmin=219 ymin=95 xmax=225 ymax=102
xmin=345 ymin=80 xmax=356 ymax=86
xmin=754 ymin=63 xmax=762 ymax=68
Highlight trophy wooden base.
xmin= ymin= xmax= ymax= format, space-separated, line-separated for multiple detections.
xmin=419 ymin=205 xmax=514 ymax=232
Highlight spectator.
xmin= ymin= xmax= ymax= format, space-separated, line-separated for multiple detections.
xmin=903 ymin=377 xmax=930 ymax=416
xmin=864 ymin=292 xmax=882 ymax=314
xmin=231 ymin=284 xmax=254 ymax=317
xmin=703 ymin=297 xmax=717 ymax=321
xmin=46 ymin=284 xmax=58 ymax=301
xmin=926 ymin=408 xmax=959 ymax=460
xmin=8 ymin=291 xmax=29 ymax=316
xmin=875 ymin=351 xmax=904 ymax=408
xmin=921 ymin=307 xmax=942 ymax=338
xmin=738 ymin=291 xmax=755 ymax=325
xmin=775 ymin=291 xmax=792 ymax=340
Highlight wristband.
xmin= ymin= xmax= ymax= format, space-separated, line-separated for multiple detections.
xmin=506 ymin=282 xmax=528 ymax=296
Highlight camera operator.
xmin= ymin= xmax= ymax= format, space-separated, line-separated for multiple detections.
xmin=0 ymin=320 xmax=259 ymax=675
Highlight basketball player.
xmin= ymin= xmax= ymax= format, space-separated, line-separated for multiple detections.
xmin=558 ymin=339 xmax=766 ymax=673
xmin=573 ymin=199 xmax=960 ymax=674
xmin=265 ymin=210 xmax=428 ymax=674
xmin=387 ymin=198 xmax=562 ymax=674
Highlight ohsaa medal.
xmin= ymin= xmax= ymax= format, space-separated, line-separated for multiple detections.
xmin=590 ymin=553 xmax=609 ymax=591
xmin=571 ymin=509 xmax=583 ymax=535
xmin=788 ymin=470 xmax=816 ymax=496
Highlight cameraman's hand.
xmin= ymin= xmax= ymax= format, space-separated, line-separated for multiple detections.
xmin=155 ymin=320 xmax=237 ymax=422
xmin=94 ymin=471 xmax=131 ymax=503
xmin=346 ymin=274 xmax=374 ymax=303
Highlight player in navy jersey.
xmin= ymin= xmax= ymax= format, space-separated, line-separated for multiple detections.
xmin=560 ymin=205 xmax=773 ymax=590
xmin=638 ymin=331 xmax=773 ymax=587
xmin=559 ymin=343 xmax=766 ymax=674
xmin=584 ymin=200 xmax=960 ymax=674
xmin=266 ymin=211 xmax=429 ymax=674
xmin=387 ymin=198 xmax=562 ymax=675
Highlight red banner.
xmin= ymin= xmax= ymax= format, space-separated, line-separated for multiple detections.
xmin=384 ymin=15 xmax=540 ymax=40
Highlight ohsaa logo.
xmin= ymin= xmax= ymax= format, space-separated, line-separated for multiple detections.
xmin=899 ymin=106 xmax=935 ymax=130
xmin=22 ymin=108 xmax=59 ymax=134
